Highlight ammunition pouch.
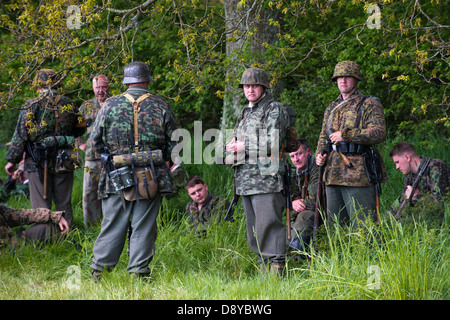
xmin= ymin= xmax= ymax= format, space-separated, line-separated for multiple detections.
xmin=363 ymin=146 xmax=388 ymax=185
xmin=325 ymin=140 xmax=369 ymax=155
xmin=122 ymin=167 xmax=158 ymax=201
xmin=109 ymin=166 xmax=135 ymax=192
xmin=55 ymin=148 xmax=82 ymax=173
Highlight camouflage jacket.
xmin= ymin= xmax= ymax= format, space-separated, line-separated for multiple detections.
xmin=6 ymin=91 xmax=80 ymax=165
xmin=0 ymin=204 xmax=63 ymax=246
xmin=315 ymin=88 xmax=386 ymax=187
xmin=232 ymin=93 xmax=289 ymax=196
xmin=185 ymin=194 xmax=230 ymax=233
xmin=79 ymin=97 xmax=103 ymax=161
xmin=91 ymin=85 xmax=178 ymax=198
xmin=388 ymin=156 xmax=449 ymax=223
xmin=290 ymin=154 xmax=319 ymax=213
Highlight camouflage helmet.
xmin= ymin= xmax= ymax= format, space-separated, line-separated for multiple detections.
xmin=34 ymin=69 xmax=63 ymax=89
xmin=238 ymin=68 xmax=270 ymax=89
xmin=123 ymin=62 xmax=153 ymax=85
xmin=331 ymin=61 xmax=363 ymax=81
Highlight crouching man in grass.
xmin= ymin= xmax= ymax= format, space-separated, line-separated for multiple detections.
xmin=389 ymin=141 xmax=449 ymax=225
xmin=0 ymin=204 xmax=69 ymax=247
xmin=185 ymin=176 xmax=230 ymax=237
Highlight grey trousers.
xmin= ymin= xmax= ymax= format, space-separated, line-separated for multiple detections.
xmin=28 ymin=169 xmax=74 ymax=227
xmin=326 ymin=185 xmax=376 ymax=227
xmin=90 ymin=193 xmax=161 ymax=274
xmin=241 ymin=192 xmax=286 ymax=265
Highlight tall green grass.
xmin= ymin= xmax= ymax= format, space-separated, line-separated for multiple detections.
xmin=0 ymin=135 xmax=448 ymax=300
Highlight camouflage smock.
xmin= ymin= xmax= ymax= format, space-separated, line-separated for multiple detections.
xmin=290 ymin=154 xmax=319 ymax=213
xmin=185 ymin=194 xmax=230 ymax=233
xmin=91 ymin=85 xmax=178 ymax=198
xmin=6 ymin=91 xmax=80 ymax=165
xmin=232 ymin=93 xmax=289 ymax=196
xmin=0 ymin=204 xmax=63 ymax=246
xmin=388 ymin=156 xmax=449 ymax=222
xmin=315 ymin=88 xmax=386 ymax=187
xmin=79 ymin=97 xmax=103 ymax=161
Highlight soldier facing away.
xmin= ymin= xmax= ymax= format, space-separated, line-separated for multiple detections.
xmin=315 ymin=61 xmax=387 ymax=228
xmin=225 ymin=67 xmax=290 ymax=276
xmin=89 ymin=62 xmax=178 ymax=280
xmin=5 ymin=69 xmax=81 ymax=227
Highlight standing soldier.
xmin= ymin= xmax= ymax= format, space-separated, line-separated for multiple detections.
xmin=4 ymin=69 xmax=80 ymax=227
xmin=89 ymin=62 xmax=178 ymax=280
xmin=225 ymin=67 xmax=290 ymax=276
xmin=288 ymin=138 xmax=319 ymax=254
xmin=315 ymin=61 xmax=387 ymax=228
xmin=79 ymin=74 xmax=110 ymax=228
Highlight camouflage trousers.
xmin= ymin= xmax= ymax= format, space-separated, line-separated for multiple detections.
xmin=83 ymin=160 xmax=102 ymax=228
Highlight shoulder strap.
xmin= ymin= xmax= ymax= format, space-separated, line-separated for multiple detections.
xmin=123 ymin=93 xmax=152 ymax=152
xmin=354 ymin=95 xmax=369 ymax=129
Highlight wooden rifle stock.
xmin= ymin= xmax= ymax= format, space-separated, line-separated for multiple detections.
xmin=326 ymin=128 xmax=353 ymax=168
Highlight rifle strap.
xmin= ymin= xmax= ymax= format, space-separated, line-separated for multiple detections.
xmin=122 ymin=92 xmax=152 ymax=152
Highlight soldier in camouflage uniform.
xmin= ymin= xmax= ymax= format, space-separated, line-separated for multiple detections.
xmin=4 ymin=69 xmax=80 ymax=227
xmin=288 ymin=138 xmax=319 ymax=252
xmin=388 ymin=141 xmax=449 ymax=224
xmin=225 ymin=68 xmax=290 ymax=275
xmin=79 ymin=74 xmax=110 ymax=228
xmin=1 ymin=204 xmax=69 ymax=247
xmin=89 ymin=62 xmax=178 ymax=279
xmin=316 ymin=61 xmax=387 ymax=227
xmin=185 ymin=176 xmax=230 ymax=236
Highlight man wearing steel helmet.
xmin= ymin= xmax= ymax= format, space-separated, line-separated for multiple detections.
xmin=225 ymin=67 xmax=290 ymax=276
xmin=5 ymin=69 xmax=80 ymax=228
xmin=315 ymin=61 xmax=387 ymax=228
xmin=89 ymin=62 xmax=178 ymax=280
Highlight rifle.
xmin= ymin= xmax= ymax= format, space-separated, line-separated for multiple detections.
xmin=394 ymin=157 xmax=431 ymax=219
xmin=0 ymin=142 xmax=11 ymax=149
xmin=224 ymin=169 xmax=238 ymax=222
xmin=284 ymin=161 xmax=293 ymax=241
xmin=313 ymin=149 xmax=328 ymax=241
xmin=368 ymin=146 xmax=382 ymax=224
xmin=301 ymin=154 xmax=311 ymax=200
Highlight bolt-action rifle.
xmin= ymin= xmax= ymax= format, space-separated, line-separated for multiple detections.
xmin=313 ymin=149 xmax=328 ymax=242
xmin=284 ymin=161 xmax=293 ymax=241
xmin=394 ymin=157 xmax=431 ymax=219
xmin=224 ymin=169 xmax=238 ymax=222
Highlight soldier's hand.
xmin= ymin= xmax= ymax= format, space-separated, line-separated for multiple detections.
xmin=329 ymin=131 xmax=344 ymax=144
xmin=292 ymin=199 xmax=306 ymax=212
xmin=5 ymin=162 xmax=16 ymax=175
xmin=58 ymin=216 xmax=70 ymax=235
xmin=316 ymin=153 xmax=328 ymax=166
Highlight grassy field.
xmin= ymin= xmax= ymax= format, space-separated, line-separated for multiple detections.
xmin=0 ymin=136 xmax=448 ymax=302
